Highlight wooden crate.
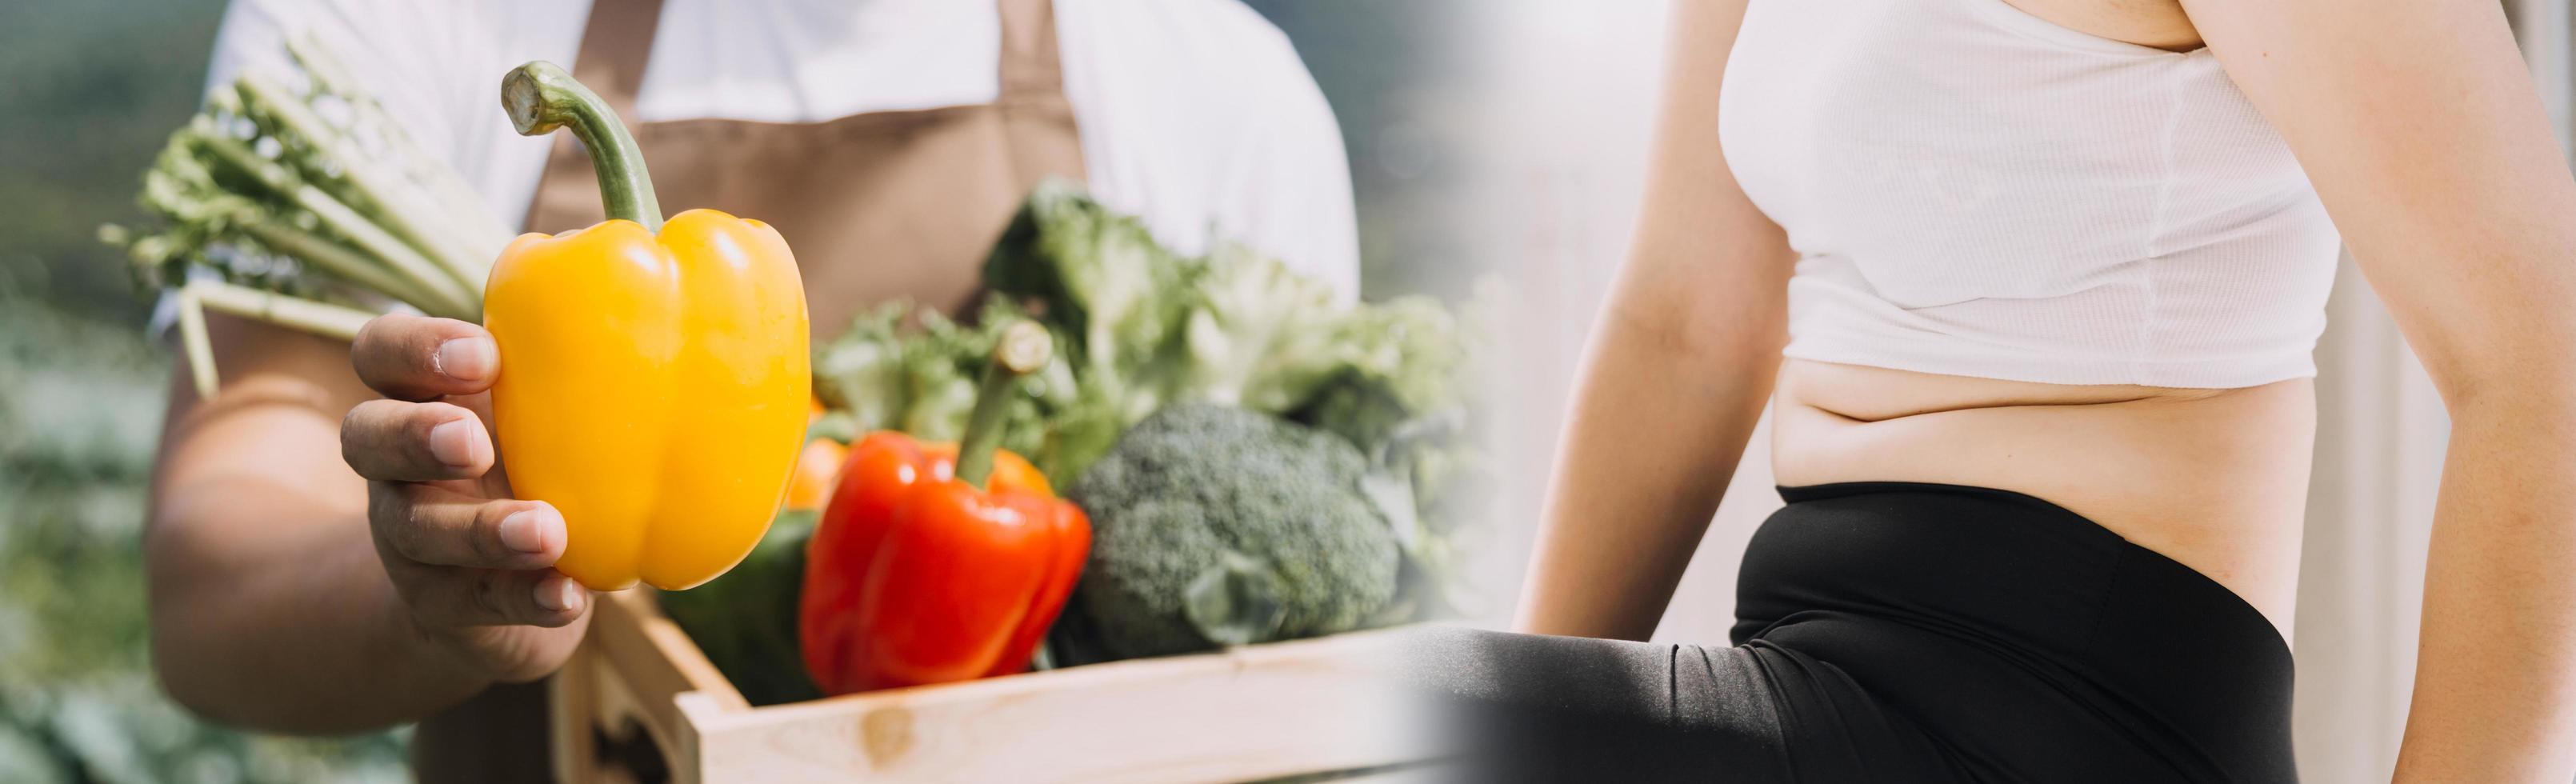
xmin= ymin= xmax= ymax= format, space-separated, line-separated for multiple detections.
xmin=550 ymin=590 xmax=1430 ymax=783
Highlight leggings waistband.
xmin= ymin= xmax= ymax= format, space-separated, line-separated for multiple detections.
xmin=1739 ymin=480 xmax=2298 ymax=782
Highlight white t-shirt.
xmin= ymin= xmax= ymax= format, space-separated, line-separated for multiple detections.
xmin=202 ymin=0 xmax=1361 ymax=298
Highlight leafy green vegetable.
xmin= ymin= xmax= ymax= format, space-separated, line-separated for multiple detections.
xmin=811 ymin=182 xmax=1494 ymax=633
xmin=813 ymin=299 xmax=1120 ymax=482
xmin=1173 ymin=239 xmax=1338 ymax=409
xmin=1061 ymin=405 xmax=1400 ymax=661
xmin=102 ymin=35 xmax=510 ymax=398
xmin=0 ymin=290 xmax=407 ymax=781
xmin=654 ymin=511 xmax=821 ymax=707
xmin=1269 ymin=295 xmax=1469 ymax=445
xmin=983 ymin=182 xmax=1194 ymax=421
xmin=109 ymin=38 xmax=503 ymax=319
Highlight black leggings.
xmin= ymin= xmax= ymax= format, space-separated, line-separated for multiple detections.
xmin=1406 ymin=482 xmax=2296 ymax=783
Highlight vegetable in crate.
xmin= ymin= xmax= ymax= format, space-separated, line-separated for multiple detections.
xmin=1061 ymin=404 xmax=1400 ymax=661
xmin=783 ymin=430 xmax=850 ymax=512
xmin=486 ymin=62 xmax=811 ymax=590
xmin=801 ymin=322 xmax=1092 ymax=694
xmin=826 ymin=182 xmax=1483 ymax=488
xmin=814 ymin=183 xmax=1493 ymax=630
xmin=655 ymin=511 xmax=824 ymax=706
xmin=811 ymin=300 xmax=1118 ymax=482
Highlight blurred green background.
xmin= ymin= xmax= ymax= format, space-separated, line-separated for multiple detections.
xmin=0 ymin=1 xmax=1466 ymax=781
xmin=2 ymin=0 xmax=416 ymax=780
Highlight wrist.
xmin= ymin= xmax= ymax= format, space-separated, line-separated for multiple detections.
xmin=368 ymin=574 xmax=500 ymax=694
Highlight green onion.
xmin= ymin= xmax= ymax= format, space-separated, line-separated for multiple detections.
xmin=103 ymin=34 xmax=514 ymax=392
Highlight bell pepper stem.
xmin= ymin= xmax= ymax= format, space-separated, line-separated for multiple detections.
xmin=501 ymin=61 xmax=663 ymax=232
xmin=954 ymin=322 xmax=1054 ymax=488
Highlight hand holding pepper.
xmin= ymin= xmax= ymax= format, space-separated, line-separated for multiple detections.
xmin=800 ymin=322 xmax=1093 ymax=694
xmin=339 ymin=314 xmax=589 ymax=684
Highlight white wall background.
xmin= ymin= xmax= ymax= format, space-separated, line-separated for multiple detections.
xmin=1462 ymin=2 xmax=2574 ymax=781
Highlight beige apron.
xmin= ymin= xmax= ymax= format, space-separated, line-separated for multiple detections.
xmin=525 ymin=0 xmax=1087 ymax=330
xmin=414 ymin=0 xmax=1085 ymax=779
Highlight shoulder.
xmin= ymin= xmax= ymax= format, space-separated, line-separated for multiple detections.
xmin=1054 ymin=0 xmax=1327 ymax=126
xmin=206 ymin=0 xmax=547 ymax=88
xmin=204 ymin=0 xmax=583 ymax=222
xmin=1053 ymin=0 xmax=1359 ymax=296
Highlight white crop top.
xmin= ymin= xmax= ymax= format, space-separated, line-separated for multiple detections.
xmin=1718 ymin=0 xmax=2344 ymax=388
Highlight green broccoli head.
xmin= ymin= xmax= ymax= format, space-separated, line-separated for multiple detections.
xmin=1065 ymin=405 xmax=1400 ymax=660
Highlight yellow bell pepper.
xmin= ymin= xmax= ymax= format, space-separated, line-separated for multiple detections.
xmin=483 ymin=62 xmax=811 ymax=590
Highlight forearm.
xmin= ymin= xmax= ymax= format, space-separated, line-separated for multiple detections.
xmin=2394 ymin=403 xmax=2576 ymax=783
xmin=1508 ymin=0 xmax=1782 ymax=641
xmin=1513 ymin=286 xmax=1785 ymax=640
xmin=147 ymin=473 xmax=494 ymax=734
xmin=145 ymin=490 xmax=492 ymax=733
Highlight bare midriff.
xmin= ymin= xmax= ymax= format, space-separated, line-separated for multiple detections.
xmin=1769 ymin=358 xmax=2314 ymax=642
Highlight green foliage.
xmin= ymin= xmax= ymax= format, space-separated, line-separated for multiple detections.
xmin=654 ymin=512 xmax=822 ymax=707
xmin=0 ymin=290 xmax=408 ymax=782
xmin=813 ymin=298 xmax=1121 ymax=483
xmin=1061 ymin=405 xmax=1401 ymax=661
xmin=983 ymin=182 xmax=1196 ymax=415
xmin=816 ymin=186 xmax=1494 ymax=633
xmin=104 ymin=38 xmax=507 ymax=323
xmin=1176 ymin=240 xmax=1339 ymax=409
xmin=0 ymin=0 xmax=227 ymax=323
xmin=0 ymin=2 xmax=416 ymax=777
xmin=983 ymin=182 xmax=1484 ymax=482
xmin=1270 ymin=294 xmax=1470 ymax=448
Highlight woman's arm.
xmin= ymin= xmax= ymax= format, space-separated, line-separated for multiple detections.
xmin=1511 ymin=0 xmax=1797 ymax=641
xmin=2182 ymin=2 xmax=2576 ymax=780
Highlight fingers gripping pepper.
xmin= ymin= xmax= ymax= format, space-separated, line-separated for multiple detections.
xmin=800 ymin=322 xmax=1093 ymax=694
xmin=485 ymin=62 xmax=812 ymax=590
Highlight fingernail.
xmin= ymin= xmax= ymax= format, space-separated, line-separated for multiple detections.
xmin=535 ymin=577 xmax=584 ymax=613
xmin=435 ymin=337 xmax=498 ymax=382
xmin=427 ymin=418 xmax=482 ymax=467
xmin=498 ymin=508 xmax=559 ymax=554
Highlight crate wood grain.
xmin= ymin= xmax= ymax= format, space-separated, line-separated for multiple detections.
xmin=551 ymin=589 xmax=1427 ymax=783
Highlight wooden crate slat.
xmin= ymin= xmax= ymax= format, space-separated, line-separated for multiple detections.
xmin=548 ymin=636 xmax=598 ymax=784
xmin=596 ymin=590 xmax=747 ymax=711
xmin=558 ymin=584 xmax=1430 ymax=783
xmin=683 ymin=629 xmax=1419 ymax=782
xmin=566 ymin=589 xmax=750 ymax=777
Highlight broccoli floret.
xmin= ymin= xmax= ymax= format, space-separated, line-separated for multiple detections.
xmin=1065 ymin=405 xmax=1400 ymax=660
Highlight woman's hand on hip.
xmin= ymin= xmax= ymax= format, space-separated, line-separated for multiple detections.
xmin=341 ymin=314 xmax=590 ymax=683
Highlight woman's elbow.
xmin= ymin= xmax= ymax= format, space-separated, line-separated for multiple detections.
xmin=2426 ymin=352 xmax=2576 ymax=424
xmin=1598 ymin=284 xmax=1784 ymax=364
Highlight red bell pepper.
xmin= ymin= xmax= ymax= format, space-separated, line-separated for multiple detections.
xmin=799 ymin=322 xmax=1092 ymax=694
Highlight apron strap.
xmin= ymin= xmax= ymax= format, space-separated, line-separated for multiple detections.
xmin=998 ymin=0 xmax=1067 ymax=102
xmin=526 ymin=0 xmax=1084 ymax=231
xmin=568 ymin=0 xmax=664 ymax=124
xmin=568 ymin=0 xmax=1061 ymax=126
xmin=994 ymin=0 xmax=1087 ymax=191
